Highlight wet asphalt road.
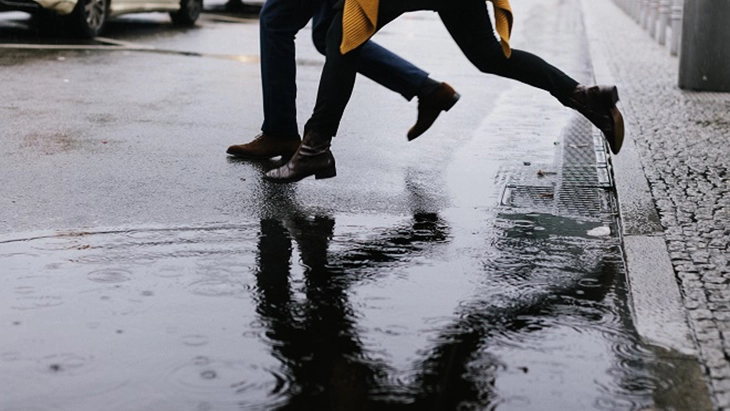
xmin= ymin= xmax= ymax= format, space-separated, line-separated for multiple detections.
xmin=0 ymin=1 xmax=676 ymax=410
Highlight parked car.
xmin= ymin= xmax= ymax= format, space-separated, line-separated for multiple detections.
xmin=0 ymin=0 xmax=202 ymax=37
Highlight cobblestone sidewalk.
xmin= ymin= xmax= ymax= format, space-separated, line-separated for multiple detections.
xmin=582 ymin=0 xmax=730 ymax=409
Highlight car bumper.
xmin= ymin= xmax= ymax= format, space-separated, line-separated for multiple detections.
xmin=0 ymin=0 xmax=76 ymax=14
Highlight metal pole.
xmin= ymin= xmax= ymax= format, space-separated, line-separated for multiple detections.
xmin=670 ymin=0 xmax=683 ymax=56
xmin=658 ymin=0 xmax=671 ymax=45
xmin=640 ymin=0 xmax=649 ymax=26
xmin=678 ymin=0 xmax=730 ymax=91
xmin=634 ymin=0 xmax=642 ymax=21
xmin=649 ymin=0 xmax=659 ymax=38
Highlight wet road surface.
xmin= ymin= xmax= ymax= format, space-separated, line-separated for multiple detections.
xmin=0 ymin=1 xmax=685 ymax=409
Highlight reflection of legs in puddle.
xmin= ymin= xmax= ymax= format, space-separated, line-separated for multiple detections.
xmin=282 ymin=214 xmax=334 ymax=274
xmin=255 ymin=219 xmax=294 ymax=320
xmin=405 ymin=213 xmax=619 ymax=409
xmin=255 ymin=212 xmax=464 ymax=408
xmin=253 ymin=214 xmax=375 ymax=409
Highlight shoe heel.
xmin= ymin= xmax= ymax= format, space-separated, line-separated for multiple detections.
xmin=444 ymin=92 xmax=461 ymax=111
xmin=315 ymin=166 xmax=337 ymax=180
xmin=609 ymin=106 xmax=625 ymax=154
xmin=599 ymin=86 xmax=619 ymax=105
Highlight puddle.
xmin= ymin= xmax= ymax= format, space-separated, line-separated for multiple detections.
xmin=0 ymin=212 xmax=673 ymax=410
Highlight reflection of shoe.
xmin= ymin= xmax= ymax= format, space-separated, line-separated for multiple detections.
xmin=407 ymin=82 xmax=461 ymax=141
xmin=564 ymin=85 xmax=625 ymax=154
xmin=226 ymin=133 xmax=301 ymax=160
xmin=264 ymin=131 xmax=336 ymax=183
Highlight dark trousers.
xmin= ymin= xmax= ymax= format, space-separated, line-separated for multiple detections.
xmin=259 ymin=0 xmax=430 ymax=138
xmin=305 ymin=0 xmax=581 ymax=137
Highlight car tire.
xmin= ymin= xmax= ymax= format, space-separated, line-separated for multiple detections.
xmin=64 ymin=0 xmax=108 ymax=38
xmin=170 ymin=0 xmax=202 ymax=26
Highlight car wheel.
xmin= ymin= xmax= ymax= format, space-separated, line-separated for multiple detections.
xmin=64 ymin=0 xmax=108 ymax=38
xmin=170 ymin=0 xmax=202 ymax=26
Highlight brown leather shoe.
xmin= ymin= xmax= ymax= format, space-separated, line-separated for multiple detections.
xmin=407 ymin=82 xmax=461 ymax=141
xmin=264 ymin=130 xmax=336 ymax=183
xmin=226 ymin=133 xmax=301 ymax=160
xmin=565 ymin=85 xmax=625 ymax=154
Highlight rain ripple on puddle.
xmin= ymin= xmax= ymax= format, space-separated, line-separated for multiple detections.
xmin=87 ymin=269 xmax=132 ymax=283
xmin=0 ymin=224 xmax=274 ymax=408
xmin=158 ymin=355 xmax=289 ymax=409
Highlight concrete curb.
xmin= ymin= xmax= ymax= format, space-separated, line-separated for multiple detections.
xmin=579 ymin=2 xmax=715 ymax=409
xmin=579 ymin=0 xmax=696 ymax=356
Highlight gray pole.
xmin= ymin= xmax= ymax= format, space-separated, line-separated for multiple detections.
xmin=678 ymin=0 xmax=730 ymax=91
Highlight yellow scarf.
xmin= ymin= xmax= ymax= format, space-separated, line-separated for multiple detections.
xmin=340 ymin=0 xmax=514 ymax=58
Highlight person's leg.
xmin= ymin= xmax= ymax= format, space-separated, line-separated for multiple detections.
xmin=304 ymin=0 xmax=431 ymax=137
xmin=438 ymin=0 xmax=578 ymax=99
xmin=259 ymin=0 xmax=323 ymax=137
xmin=302 ymin=7 xmax=363 ymax=139
xmin=311 ymin=0 xmax=459 ymax=141
xmin=264 ymin=1 xmax=436 ymax=183
xmin=227 ymin=0 xmax=321 ymax=159
xmin=437 ymin=0 xmax=623 ymax=153
xmin=263 ymin=7 xmax=355 ymax=183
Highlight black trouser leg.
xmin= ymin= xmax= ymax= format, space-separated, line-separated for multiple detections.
xmin=303 ymin=0 xmax=431 ymax=136
xmin=437 ymin=0 xmax=578 ymax=100
xmin=304 ymin=8 xmax=360 ymax=137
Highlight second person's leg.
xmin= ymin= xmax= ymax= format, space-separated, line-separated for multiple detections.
xmin=437 ymin=0 xmax=578 ymax=100
xmin=264 ymin=0 xmax=445 ymax=182
xmin=312 ymin=0 xmax=460 ymax=140
xmin=437 ymin=0 xmax=623 ymax=153
xmin=303 ymin=0 xmax=436 ymax=138
xmin=227 ymin=0 xmax=322 ymax=159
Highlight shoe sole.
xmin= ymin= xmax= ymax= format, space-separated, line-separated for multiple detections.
xmin=263 ymin=161 xmax=337 ymax=184
xmin=226 ymin=150 xmax=297 ymax=161
xmin=602 ymin=85 xmax=624 ymax=155
xmin=609 ymin=106 xmax=624 ymax=155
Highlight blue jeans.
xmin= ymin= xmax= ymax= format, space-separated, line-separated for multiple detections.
xmin=259 ymin=0 xmax=430 ymax=138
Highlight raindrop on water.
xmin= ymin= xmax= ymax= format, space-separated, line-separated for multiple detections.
xmin=182 ymin=335 xmax=209 ymax=347
xmin=87 ymin=269 xmax=132 ymax=284
xmin=200 ymin=370 xmax=217 ymax=380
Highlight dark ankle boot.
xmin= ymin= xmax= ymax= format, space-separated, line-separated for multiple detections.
xmin=564 ymin=85 xmax=625 ymax=154
xmin=407 ymin=82 xmax=461 ymax=141
xmin=263 ymin=130 xmax=336 ymax=183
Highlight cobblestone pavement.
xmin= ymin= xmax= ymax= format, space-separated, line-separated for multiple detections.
xmin=582 ymin=1 xmax=730 ymax=409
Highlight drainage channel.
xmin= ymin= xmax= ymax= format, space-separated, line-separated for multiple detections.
xmin=499 ymin=115 xmax=613 ymax=221
xmin=497 ymin=114 xmax=711 ymax=411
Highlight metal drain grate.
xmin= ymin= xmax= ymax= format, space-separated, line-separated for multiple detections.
xmin=501 ymin=185 xmax=556 ymax=209
xmin=561 ymin=117 xmax=597 ymax=166
xmin=555 ymin=186 xmax=608 ymax=218
xmin=499 ymin=114 xmax=615 ymax=219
